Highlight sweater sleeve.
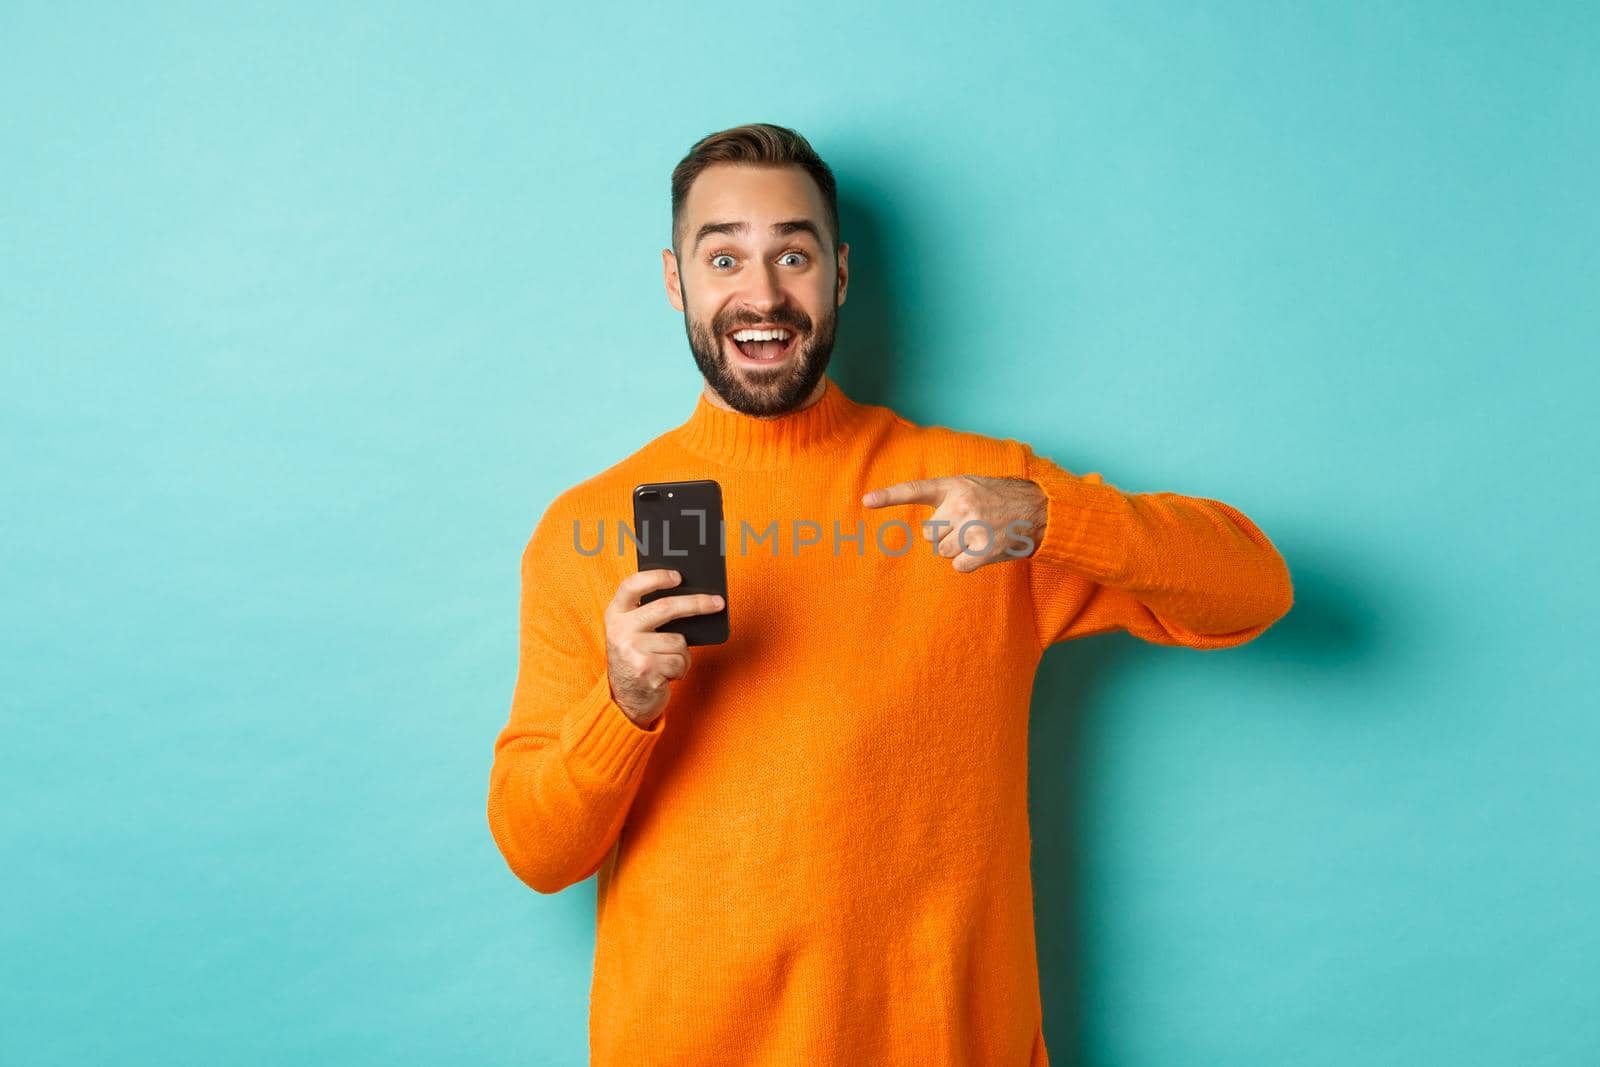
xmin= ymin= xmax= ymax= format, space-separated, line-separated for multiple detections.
xmin=1021 ymin=445 xmax=1294 ymax=651
xmin=486 ymin=496 xmax=665 ymax=894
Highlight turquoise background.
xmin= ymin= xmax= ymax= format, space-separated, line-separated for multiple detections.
xmin=4 ymin=3 xmax=1596 ymax=1064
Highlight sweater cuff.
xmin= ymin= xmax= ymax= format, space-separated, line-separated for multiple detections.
xmin=1023 ymin=450 xmax=1136 ymax=584
xmin=557 ymin=672 xmax=663 ymax=788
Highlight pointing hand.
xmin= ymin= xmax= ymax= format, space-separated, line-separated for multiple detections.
xmin=861 ymin=475 xmax=1046 ymax=573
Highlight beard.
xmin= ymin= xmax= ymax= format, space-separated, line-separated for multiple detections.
xmin=680 ymin=283 xmax=837 ymax=417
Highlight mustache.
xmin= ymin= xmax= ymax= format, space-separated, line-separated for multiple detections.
xmin=718 ymin=315 xmax=809 ymax=333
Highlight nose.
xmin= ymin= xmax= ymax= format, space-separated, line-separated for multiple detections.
xmin=744 ymin=260 xmax=783 ymax=310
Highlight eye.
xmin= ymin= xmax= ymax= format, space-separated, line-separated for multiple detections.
xmin=779 ymin=251 xmax=808 ymax=266
xmin=710 ymin=253 xmax=735 ymax=270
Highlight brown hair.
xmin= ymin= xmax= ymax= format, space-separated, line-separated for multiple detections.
xmin=670 ymin=123 xmax=840 ymax=261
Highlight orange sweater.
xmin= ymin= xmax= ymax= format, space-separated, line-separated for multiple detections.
xmin=487 ymin=375 xmax=1293 ymax=1066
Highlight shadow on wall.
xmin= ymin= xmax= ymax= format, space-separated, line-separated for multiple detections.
xmin=829 ymin=188 xmax=905 ymax=408
xmin=1028 ymin=541 xmax=1371 ymax=1064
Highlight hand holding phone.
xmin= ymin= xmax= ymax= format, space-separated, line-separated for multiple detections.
xmin=603 ymin=568 xmax=723 ymax=726
xmin=601 ymin=480 xmax=730 ymax=727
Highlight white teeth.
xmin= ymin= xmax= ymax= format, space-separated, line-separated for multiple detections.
xmin=731 ymin=328 xmax=792 ymax=342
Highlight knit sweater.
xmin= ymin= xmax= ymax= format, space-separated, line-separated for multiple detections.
xmin=487 ymin=374 xmax=1293 ymax=1066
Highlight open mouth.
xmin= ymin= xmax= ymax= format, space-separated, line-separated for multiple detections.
xmin=726 ymin=330 xmax=800 ymax=364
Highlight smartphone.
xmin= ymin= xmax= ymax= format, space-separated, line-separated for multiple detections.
xmin=631 ymin=479 xmax=729 ymax=645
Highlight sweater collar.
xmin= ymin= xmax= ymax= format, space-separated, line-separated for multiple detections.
xmin=673 ymin=374 xmax=868 ymax=469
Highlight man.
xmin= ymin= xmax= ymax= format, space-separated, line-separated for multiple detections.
xmin=487 ymin=122 xmax=1293 ymax=1066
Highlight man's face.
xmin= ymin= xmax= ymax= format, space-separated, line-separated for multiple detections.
xmin=663 ymin=163 xmax=849 ymax=416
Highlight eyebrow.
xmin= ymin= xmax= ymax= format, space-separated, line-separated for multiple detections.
xmin=692 ymin=219 xmax=823 ymax=253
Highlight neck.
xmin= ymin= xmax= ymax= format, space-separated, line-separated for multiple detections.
xmin=674 ymin=373 xmax=867 ymax=469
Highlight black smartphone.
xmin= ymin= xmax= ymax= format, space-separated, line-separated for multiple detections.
xmin=631 ymin=479 xmax=729 ymax=646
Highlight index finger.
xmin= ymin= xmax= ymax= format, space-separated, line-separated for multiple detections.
xmin=612 ymin=568 xmax=682 ymax=611
xmin=862 ymin=478 xmax=949 ymax=508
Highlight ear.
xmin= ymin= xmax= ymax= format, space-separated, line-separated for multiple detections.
xmin=662 ymin=248 xmax=684 ymax=312
xmin=835 ymin=241 xmax=849 ymax=308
